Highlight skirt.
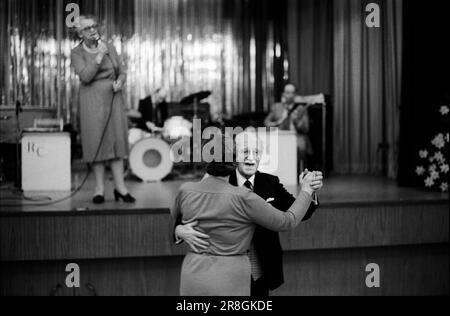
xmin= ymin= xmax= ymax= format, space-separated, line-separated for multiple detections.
xmin=180 ymin=252 xmax=251 ymax=296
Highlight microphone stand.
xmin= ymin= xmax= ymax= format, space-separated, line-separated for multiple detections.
xmin=14 ymin=100 xmax=22 ymax=190
xmin=192 ymin=97 xmax=199 ymax=177
xmin=0 ymin=116 xmax=12 ymax=184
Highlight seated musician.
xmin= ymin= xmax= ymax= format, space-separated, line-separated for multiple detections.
xmin=264 ymin=83 xmax=313 ymax=172
xmin=137 ymin=87 xmax=168 ymax=132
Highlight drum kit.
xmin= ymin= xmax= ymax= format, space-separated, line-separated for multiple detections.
xmin=127 ymin=90 xmax=211 ymax=182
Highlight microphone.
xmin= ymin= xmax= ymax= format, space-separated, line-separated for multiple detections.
xmin=94 ymin=34 xmax=109 ymax=55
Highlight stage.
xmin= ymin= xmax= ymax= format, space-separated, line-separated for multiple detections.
xmin=0 ymin=174 xmax=447 ymax=213
xmin=0 ymin=175 xmax=448 ymax=295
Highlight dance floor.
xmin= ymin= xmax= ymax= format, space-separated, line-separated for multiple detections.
xmin=0 ymin=173 xmax=447 ymax=214
xmin=1 ymin=172 xmax=448 ymax=296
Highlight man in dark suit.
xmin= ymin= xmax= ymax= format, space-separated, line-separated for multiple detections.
xmin=174 ymin=131 xmax=322 ymax=296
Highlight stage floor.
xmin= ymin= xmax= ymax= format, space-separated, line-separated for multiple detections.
xmin=0 ymin=172 xmax=448 ymax=215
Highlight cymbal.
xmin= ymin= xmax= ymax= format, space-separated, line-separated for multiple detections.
xmin=179 ymin=90 xmax=211 ymax=105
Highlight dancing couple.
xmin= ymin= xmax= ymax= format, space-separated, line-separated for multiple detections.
xmin=172 ymin=131 xmax=323 ymax=296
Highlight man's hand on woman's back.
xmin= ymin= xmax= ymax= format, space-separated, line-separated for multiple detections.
xmin=175 ymin=221 xmax=210 ymax=252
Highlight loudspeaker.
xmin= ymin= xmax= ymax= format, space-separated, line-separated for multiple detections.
xmin=0 ymin=143 xmax=21 ymax=186
xmin=307 ymin=97 xmax=332 ymax=175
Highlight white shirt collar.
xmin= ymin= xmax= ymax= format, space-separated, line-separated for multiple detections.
xmin=236 ymin=169 xmax=255 ymax=188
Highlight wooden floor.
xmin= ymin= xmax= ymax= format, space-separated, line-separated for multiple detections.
xmin=1 ymin=173 xmax=448 ymax=295
xmin=0 ymin=173 xmax=448 ymax=214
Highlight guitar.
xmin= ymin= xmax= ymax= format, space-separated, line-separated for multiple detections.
xmin=270 ymin=102 xmax=316 ymax=128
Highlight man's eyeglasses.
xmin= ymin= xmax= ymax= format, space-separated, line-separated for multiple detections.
xmin=80 ymin=24 xmax=98 ymax=32
xmin=237 ymin=149 xmax=261 ymax=159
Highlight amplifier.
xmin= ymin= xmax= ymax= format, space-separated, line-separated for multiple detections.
xmin=21 ymin=132 xmax=71 ymax=191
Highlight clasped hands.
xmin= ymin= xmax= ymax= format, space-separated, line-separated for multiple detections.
xmin=299 ymin=169 xmax=323 ymax=196
xmin=176 ymin=170 xmax=324 ymax=252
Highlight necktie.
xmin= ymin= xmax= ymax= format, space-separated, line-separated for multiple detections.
xmin=244 ymin=180 xmax=253 ymax=191
xmin=243 ymin=180 xmax=263 ymax=281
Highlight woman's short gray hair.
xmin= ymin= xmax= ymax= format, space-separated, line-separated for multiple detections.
xmin=75 ymin=14 xmax=99 ymax=34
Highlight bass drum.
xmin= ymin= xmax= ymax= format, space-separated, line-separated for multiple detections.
xmin=129 ymin=137 xmax=173 ymax=182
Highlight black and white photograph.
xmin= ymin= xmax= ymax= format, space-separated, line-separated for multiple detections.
xmin=0 ymin=0 xmax=448 ymax=301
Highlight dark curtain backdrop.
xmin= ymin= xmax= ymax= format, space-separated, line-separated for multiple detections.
xmin=286 ymin=0 xmax=402 ymax=177
xmin=333 ymin=0 xmax=402 ymax=176
xmin=398 ymin=1 xmax=450 ymax=187
xmin=286 ymin=0 xmax=333 ymax=96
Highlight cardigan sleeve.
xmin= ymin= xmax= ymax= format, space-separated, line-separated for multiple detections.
xmin=70 ymin=49 xmax=101 ymax=84
xmin=237 ymin=189 xmax=312 ymax=232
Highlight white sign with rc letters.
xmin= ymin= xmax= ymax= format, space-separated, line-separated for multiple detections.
xmin=22 ymin=132 xmax=71 ymax=191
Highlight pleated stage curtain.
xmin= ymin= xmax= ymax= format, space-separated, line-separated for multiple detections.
xmin=286 ymin=0 xmax=333 ymax=96
xmin=0 ymin=0 xmax=285 ymax=126
xmin=286 ymin=0 xmax=402 ymax=177
xmin=0 ymin=0 xmax=135 ymax=126
xmin=333 ymin=0 xmax=402 ymax=176
xmin=1 ymin=0 xmax=62 ymax=110
xmin=130 ymin=0 xmax=286 ymax=117
xmin=0 ymin=0 xmax=7 ymax=106
xmin=1 ymin=0 xmax=404 ymax=176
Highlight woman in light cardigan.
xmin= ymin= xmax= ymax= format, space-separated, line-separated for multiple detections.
xmin=171 ymin=136 xmax=318 ymax=296
xmin=71 ymin=15 xmax=135 ymax=204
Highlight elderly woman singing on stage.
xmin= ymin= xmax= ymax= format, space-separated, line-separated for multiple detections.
xmin=171 ymin=135 xmax=322 ymax=296
xmin=71 ymin=15 xmax=135 ymax=204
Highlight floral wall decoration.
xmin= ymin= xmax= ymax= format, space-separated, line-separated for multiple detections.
xmin=416 ymin=105 xmax=449 ymax=192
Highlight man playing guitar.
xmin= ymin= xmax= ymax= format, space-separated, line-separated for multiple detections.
xmin=264 ymin=83 xmax=313 ymax=172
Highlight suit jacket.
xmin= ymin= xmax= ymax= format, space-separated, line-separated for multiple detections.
xmin=174 ymin=171 xmax=319 ymax=291
xmin=229 ymin=171 xmax=318 ymax=290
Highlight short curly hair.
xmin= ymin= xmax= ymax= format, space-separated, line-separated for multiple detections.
xmin=204 ymin=134 xmax=236 ymax=177
xmin=74 ymin=14 xmax=100 ymax=38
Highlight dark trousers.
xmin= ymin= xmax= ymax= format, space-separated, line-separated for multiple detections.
xmin=250 ymin=276 xmax=270 ymax=297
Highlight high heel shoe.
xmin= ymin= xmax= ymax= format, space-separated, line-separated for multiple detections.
xmin=92 ymin=195 xmax=105 ymax=204
xmin=113 ymin=189 xmax=136 ymax=203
